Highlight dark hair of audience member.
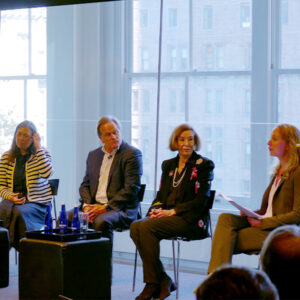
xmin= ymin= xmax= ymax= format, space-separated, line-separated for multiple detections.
xmin=260 ymin=225 xmax=300 ymax=300
xmin=196 ymin=265 xmax=278 ymax=300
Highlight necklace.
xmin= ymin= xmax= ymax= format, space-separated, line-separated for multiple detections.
xmin=172 ymin=167 xmax=187 ymax=188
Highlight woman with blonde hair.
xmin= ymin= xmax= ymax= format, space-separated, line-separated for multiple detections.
xmin=208 ymin=123 xmax=300 ymax=273
xmin=131 ymin=124 xmax=214 ymax=300
xmin=0 ymin=120 xmax=53 ymax=250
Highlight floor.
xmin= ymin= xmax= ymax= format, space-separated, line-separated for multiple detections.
xmin=0 ymin=250 xmax=207 ymax=300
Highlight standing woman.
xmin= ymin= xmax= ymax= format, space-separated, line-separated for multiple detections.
xmin=208 ymin=123 xmax=300 ymax=273
xmin=130 ymin=124 xmax=214 ymax=300
xmin=0 ymin=120 xmax=53 ymax=250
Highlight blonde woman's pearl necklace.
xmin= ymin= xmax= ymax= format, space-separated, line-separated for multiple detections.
xmin=172 ymin=167 xmax=186 ymax=188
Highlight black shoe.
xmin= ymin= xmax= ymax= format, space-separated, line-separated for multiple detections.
xmin=136 ymin=283 xmax=160 ymax=300
xmin=159 ymin=274 xmax=177 ymax=300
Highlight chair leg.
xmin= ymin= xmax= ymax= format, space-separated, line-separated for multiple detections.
xmin=172 ymin=239 xmax=180 ymax=300
xmin=176 ymin=239 xmax=180 ymax=300
xmin=172 ymin=240 xmax=177 ymax=285
xmin=132 ymin=247 xmax=138 ymax=292
xmin=15 ymin=249 xmax=18 ymax=264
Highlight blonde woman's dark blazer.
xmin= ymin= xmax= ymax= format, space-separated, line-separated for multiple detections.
xmin=257 ymin=165 xmax=300 ymax=230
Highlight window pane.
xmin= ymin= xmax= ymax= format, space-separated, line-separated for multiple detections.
xmin=132 ymin=77 xmax=158 ymax=190
xmin=280 ymin=0 xmax=300 ymax=68
xmin=132 ymin=0 xmax=160 ymax=72
xmin=168 ymin=8 xmax=177 ymax=27
xmin=162 ymin=0 xmax=189 ymax=72
xmin=278 ymin=74 xmax=300 ymax=127
xmin=203 ymin=6 xmax=213 ymax=30
xmin=189 ymin=76 xmax=252 ymax=208
xmin=31 ymin=8 xmax=47 ymax=75
xmin=0 ymin=80 xmax=24 ymax=154
xmin=0 ymin=9 xmax=29 ymax=75
xmin=193 ymin=0 xmax=252 ymax=71
xmin=27 ymin=79 xmax=47 ymax=144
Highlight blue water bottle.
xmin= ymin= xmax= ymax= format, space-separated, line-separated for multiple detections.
xmin=59 ymin=203 xmax=68 ymax=234
xmin=71 ymin=205 xmax=80 ymax=233
xmin=44 ymin=204 xmax=53 ymax=234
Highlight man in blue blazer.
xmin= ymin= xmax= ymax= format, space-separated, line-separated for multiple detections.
xmin=79 ymin=116 xmax=143 ymax=244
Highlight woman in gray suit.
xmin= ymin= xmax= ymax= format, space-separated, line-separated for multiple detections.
xmin=208 ymin=123 xmax=300 ymax=273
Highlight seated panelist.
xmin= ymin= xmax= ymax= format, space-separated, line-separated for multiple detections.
xmin=78 ymin=116 xmax=143 ymax=245
xmin=208 ymin=124 xmax=300 ymax=273
xmin=0 ymin=120 xmax=53 ymax=250
xmin=130 ymin=124 xmax=214 ymax=300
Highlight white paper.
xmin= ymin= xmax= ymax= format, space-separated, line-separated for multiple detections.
xmin=218 ymin=193 xmax=262 ymax=219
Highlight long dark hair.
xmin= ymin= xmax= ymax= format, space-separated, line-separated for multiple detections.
xmin=7 ymin=120 xmax=37 ymax=163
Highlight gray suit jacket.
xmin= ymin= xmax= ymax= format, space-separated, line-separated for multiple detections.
xmin=79 ymin=141 xmax=143 ymax=211
xmin=258 ymin=165 xmax=300 ymax=230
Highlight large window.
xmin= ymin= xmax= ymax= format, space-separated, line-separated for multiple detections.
xmin=1 ymin=0 xmax=300 ymax=262
xmin=0 ymin=8 xmax=47 ymax=154
xmin=129 ymin=0 xmax=300 ymax=213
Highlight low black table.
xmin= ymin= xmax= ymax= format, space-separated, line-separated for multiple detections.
xmin=19 ymin=236 xmax=111 ymax=300
xmin=0 ymin=223 xmax=9 ymax=288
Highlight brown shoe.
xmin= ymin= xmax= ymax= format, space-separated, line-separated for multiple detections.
xmin=158 ymin=274 xmax=177 ymax=300
xmin=136 ymin=283 xmax=160 ymax=300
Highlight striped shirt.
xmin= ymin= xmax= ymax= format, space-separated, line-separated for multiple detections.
xmin=0 ymin=148 xmax=54 ymax=203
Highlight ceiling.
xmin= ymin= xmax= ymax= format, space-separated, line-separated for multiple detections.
xmin=0 ymin=0 xmax=119 ymax=10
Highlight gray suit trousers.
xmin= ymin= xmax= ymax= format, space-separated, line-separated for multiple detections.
xmin=208 ymin=213 xmax=270 ymax=273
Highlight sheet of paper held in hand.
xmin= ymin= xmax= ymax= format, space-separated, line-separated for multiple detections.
xmin=218 ymin=193 xmax=262 ymax=219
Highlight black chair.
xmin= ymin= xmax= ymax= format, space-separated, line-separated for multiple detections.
xmin=130 ymin=184 xmax=146 ymax=292
xmin=114 ymin=184 xmax=146 ymax=292
xmin=115 ymin=184 xmax=146 ymax=292
xmin=114 ymin=185 xmax=146 ymax=291
xmin=0 ymin=220 xmax=9 ymax=288
xmin=169 ymin=190 xmax=216 ymax=299
xmin=48 ymin=179 xmax=60 ymax=221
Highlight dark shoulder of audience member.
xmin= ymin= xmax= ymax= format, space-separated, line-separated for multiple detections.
xmin=260 ymin=225 xmax=300 ymax=300
xmin=195 ymin=265 xmax=278 ymax=300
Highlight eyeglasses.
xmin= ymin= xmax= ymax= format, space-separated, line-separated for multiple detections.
xmin=16 ymin=132 xmax=32 ymax=139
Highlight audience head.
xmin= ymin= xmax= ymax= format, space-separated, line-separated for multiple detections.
xmin=169 ymin=123 xmax=200 ymax=152
xmin=268 ymin=124 xmax=300 ymax=175
xmin=195 ymin=265 xmax=278 ymax=300
xmin=8 ymin=120 xmax=38 ymax=162
xmin=97 ymin=116 xmax=122 ymax=153
xmin=260 ymin=225 xmax=300 ymax=299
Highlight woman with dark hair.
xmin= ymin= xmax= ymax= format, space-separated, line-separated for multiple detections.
xmin=0 ymin=120 xmax=53 ymax=250
xmin=208 ymin=123 xmax=300 ymax=273
xmin=130 ymin=124 xmax=214 ymax=300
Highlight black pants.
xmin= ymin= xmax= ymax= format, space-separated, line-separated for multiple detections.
xmin=130 ymin=216 xmax=204 ymax=284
